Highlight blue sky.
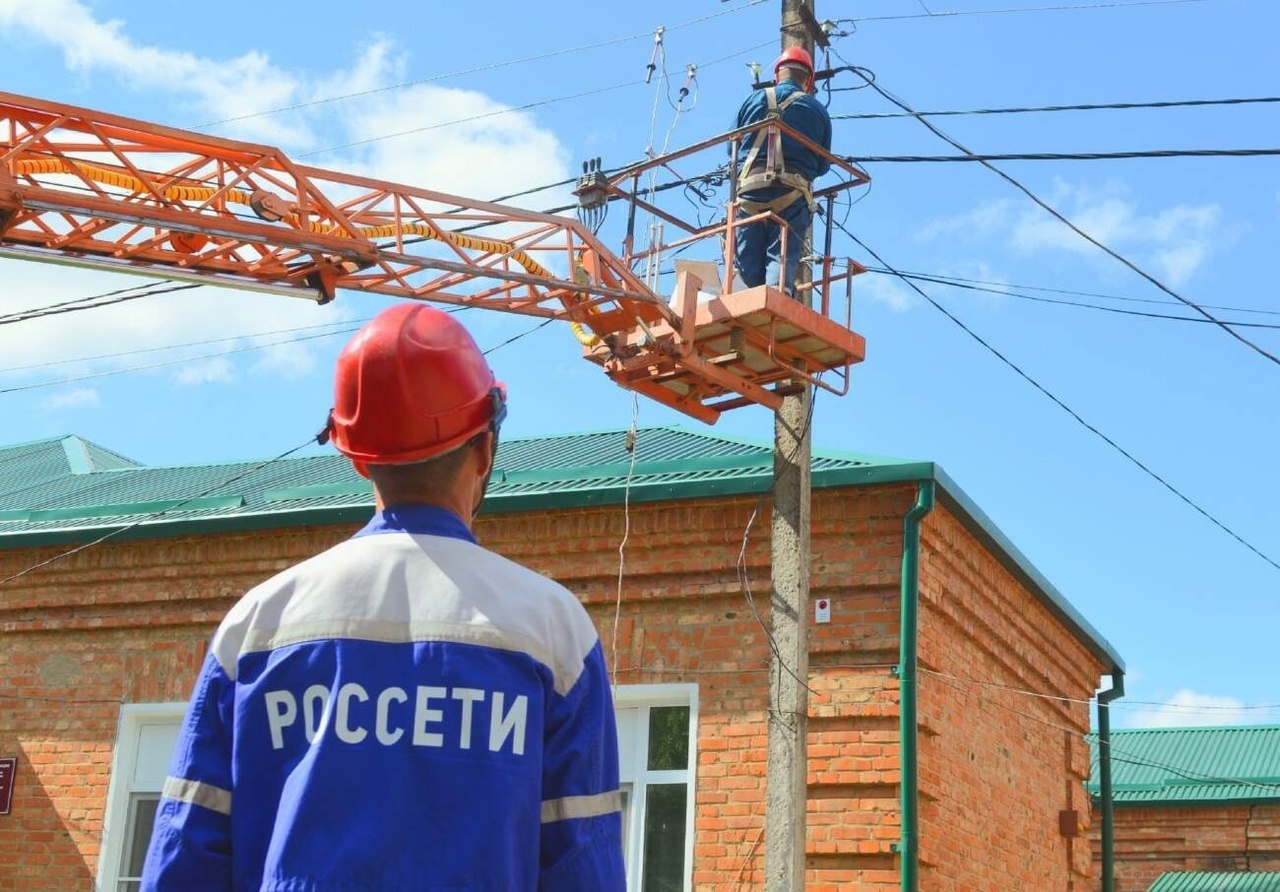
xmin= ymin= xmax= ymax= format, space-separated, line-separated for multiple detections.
xmin=0 ymin=0 xmax=1276 ymax=730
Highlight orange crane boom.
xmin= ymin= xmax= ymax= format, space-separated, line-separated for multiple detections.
xmin=0 ymin=91 xmax=867 ymax=423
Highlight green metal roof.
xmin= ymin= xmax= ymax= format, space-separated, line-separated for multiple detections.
xmin=0 ymin=427 xmax=928 ymax=541
xmin=1148 ymin=872 xmax=1280 ymax=892
xmin=1089 ymin=726 xmax=1280 ymax=805
xmin=0 ymin=435 xmax=138 ymax=495
xmin=0 ymin=426 xmax=1122 ymax=671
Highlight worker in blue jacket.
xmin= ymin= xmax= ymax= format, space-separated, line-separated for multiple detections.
xmin=733 ymin=46 xmax=832 ymax=296
xmin=141 ymin=303 xmax=626 ymax=891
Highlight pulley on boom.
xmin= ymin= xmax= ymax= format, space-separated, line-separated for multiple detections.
xmin=0 ymin=90 xmax=869 ymax=424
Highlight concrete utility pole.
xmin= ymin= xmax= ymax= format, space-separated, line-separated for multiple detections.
xmin=766 ymin=2 xmax=818 ymax=890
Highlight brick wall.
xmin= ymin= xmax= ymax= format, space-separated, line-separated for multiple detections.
xmin=1093 ymin=804 xmax=1280 ymax=891
xmin=0 ymin=528 xmax=350 ymax=889
xmin=0 ymin=483 xmax=1108 ymax=890
xmin=916 ymin=503 xmax=1103 ymax=892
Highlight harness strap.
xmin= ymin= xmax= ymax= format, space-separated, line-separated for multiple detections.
xmin=736 ymin=87 xmax=814 ymax=201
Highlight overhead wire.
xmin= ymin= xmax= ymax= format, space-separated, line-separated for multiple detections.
xmin=0 ymin=435 xmax=323 ymax=587
xmin=848 ymin=147 xmax=1280 ymax=163
xmin=835 ymin=56 xmax=1280 ymax=369
xmin=846 ymin=0 xmax=1208 ymax=24
xmin=832 ymin=94 xmax=1280 ymax=118
xmin=0 ymin=318 xmax=368 ymax=376
xmin=924 ymin=669 xmax=1280 ymax=794
xmin=196 ymin=0 xmax=770 ymax=130
xmin=0 ymin=283 xmax=201 ymax=326
xmin=299 ymin=80 xmax=642 ymax=158
xmin=872 ymin=269 xmax=1280 ymax=317
xmin=831 ymin=217 xmax=1280 ymax=574
xmin=0 ymin=326 xmax=361 ymax=395
xmin=922 ymin=668 xmax=1280 ymax=793
xmin=919 ymin=667 xmax=1280 ymax=717
xmin=612 ymin=394 xmax=641 ymax=690
xmin=863 ymin=268 xmax=1280 ymax=328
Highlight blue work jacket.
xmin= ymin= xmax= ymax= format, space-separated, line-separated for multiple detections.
xmin=141 ymin=504 xmax=625 ymax=891
xmin=734 ymin=81 xmax=833 ymax=190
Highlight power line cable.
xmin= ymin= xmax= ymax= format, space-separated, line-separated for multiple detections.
xmin=926 ymin=670 xmax=1280 ymax=793
xmin=847 ymin=0 xmax=1208 ymax=24
xmin=919 ymin=667 xmax=1280 ymax=717
xmin=832 ymin=95 xmax=1280 ymax=118
xmin=832 ymin=218 xmax=1280 ymax=574
xmin=0 ymin=319 xmax=366 ymax=376
xmin=875 ymin=269 xmax=1280 ymax=318
xmin=0 ymin=435 xmax=322 ymax=587
xmin=299 ymin=80 xmax=642 ymax=158
xmin=0 ymin=283 xmax=201 ymax=326
xmin=0 ymin=326 xmax=360 ymax=395
xmin=197 ymin=0 xmax=769 ymax=130
xmin=848 ymin=147 xmax=1280 ymax=163
xmin=840 ymin=60 xmax=1280 ymax=369
xmin=479 ymin=318 xmax=556 ymax=356
xmin=864 ymin=269 xmax=1280 ymax=328
xmin=305 ymin=37 xmax=774 ymax=159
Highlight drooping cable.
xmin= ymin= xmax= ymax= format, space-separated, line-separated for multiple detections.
xmin=196 ymin=0 xmax=770 ymax=130
xmin=0 ymin=282 xmax=201 ymax=326
xmin=848 ymin=147 xmax=1280 ymax=163
xmin=611 ymin=394 xmax=641 ymax=689
xmin=861 ymin=268 xmax=1280 ymax=328
xmin=0 ymin=435 xmax=322 ymax=587
xmin=832 ymin=94 xmax=1280 ymax=118
xmin=846 ymin=0 xmax=1207 ymax=24
xmin=0 ymin=325 xmax=361 ymax=395
xmin=833 ymin=218 xmax=1280 ymax=573
xmin=840 ymin=60 xmax=1280 ymax=369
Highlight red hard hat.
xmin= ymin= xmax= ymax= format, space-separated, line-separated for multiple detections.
xmin=326 ymin=303 xmax=507 ymax=466
xmin=774 ymin=46 xmax=816 ymax=92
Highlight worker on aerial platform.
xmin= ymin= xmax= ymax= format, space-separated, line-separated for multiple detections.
xmin=732 ymin=46 xmax=832 ymax=297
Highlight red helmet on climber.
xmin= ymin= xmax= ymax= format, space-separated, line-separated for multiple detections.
xmin=773 ymin=46 xmax=816 ymax=93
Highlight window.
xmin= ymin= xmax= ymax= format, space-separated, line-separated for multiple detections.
xmin=614 ymin=684 xmax=698 ymax=892
xmin=97 ymin=703 xmax=185 ymax=892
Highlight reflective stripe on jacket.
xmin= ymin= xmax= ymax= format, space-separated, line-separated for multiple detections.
xmin=141 ymin=504 xmax=625 ymax=892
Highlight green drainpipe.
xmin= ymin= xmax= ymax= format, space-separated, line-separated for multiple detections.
xmin=1096 ymin=670 xmax=1125 ymax=892
xmin=894 ymin=479 xmax=935 ymax=892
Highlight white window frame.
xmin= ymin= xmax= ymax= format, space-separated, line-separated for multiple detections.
xmin=96 ymin=702 xmax=186 ymax=892
xmin=613 ymin=683 xmax=698 ymax=892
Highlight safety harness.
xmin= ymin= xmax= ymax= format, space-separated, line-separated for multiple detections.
xmin=736 ymin=86 xmax=815 ymax=217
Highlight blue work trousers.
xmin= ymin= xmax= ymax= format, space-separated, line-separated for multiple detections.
xmin=734 ymin=197 xmax=812 ymax=296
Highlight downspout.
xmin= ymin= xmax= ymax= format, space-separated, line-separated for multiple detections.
xmin=1096 ymin=670 xmax=1125 ymax=892
xmin=894 ymin=478 xmax=935 ymax=892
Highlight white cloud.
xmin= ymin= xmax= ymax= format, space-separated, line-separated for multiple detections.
xmin=917 ymin=180 xmax=1224 ymax=288
xmin=917 ymin=199 xmax=1014 ymax=243
xmin=174 ymin=355 xmax=235 ymax=386
xmin=40 ymin=387 xmax=99 ymax=410
xmin=249 ymin=339 xmax=319 ymax=380
xmin=0 ymin=2 xmax=572 ymax=389
xmin=0 ymin=0 xmax=307 ymax=143
xmin=857 ymin=270 xmax=917 ymax=312
xmin=1011 ymin=182 xmax=1222 ymax=287
xmin=1122 ymin=689 xmax=1268 ymax=729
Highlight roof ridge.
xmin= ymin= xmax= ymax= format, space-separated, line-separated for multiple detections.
xmin=1113 ymin=724 xmax=1280 ymax=735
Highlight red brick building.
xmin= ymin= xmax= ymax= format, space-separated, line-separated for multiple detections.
xmin=0 ymin=426 xmax=1123 ymax=891
xmin=1088 ymin=726 xmax=1280 ymax=892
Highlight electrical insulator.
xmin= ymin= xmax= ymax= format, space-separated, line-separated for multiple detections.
xmin=573 ymin=157 xmax=609 ymax=211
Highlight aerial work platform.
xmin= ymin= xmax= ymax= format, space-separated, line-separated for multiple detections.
xmin=0 ymin=90 xmax=871 ymax=423
xmin=587 ymin=274 xmax=866 ymax=424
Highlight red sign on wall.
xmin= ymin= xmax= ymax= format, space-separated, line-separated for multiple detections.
xmin=0 ymin=757 xmax=15 ymax=815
